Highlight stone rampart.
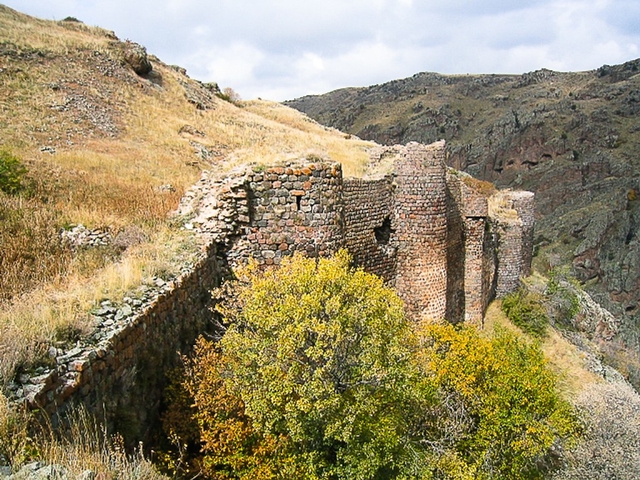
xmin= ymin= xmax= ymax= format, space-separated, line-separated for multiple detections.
xmin=342 ymin=177 xmax=396 ymax=282
xmin=10 ymin=140 xmax=534 ymax=446
xmin=491 ymin=191 xmax=536 ymax=297
xmin=12 ymin=243 xmax=221 ymax=443
xmin=244 ymin=164 xmax=344 ymax=264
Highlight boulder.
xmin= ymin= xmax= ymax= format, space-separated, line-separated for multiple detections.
xmin=122 ymin=41 xmax=152 ymax=76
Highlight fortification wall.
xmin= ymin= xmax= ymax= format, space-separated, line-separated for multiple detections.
xmin=15 ymin=244 xmax=221 ymax=442
xmin=243 ymin=164 xmax=344 ymax=264
xmin=445 ymin=173 xmax=466 ymax=323
xmin=394 ymin=142 xmax=449 ymax=320
xmin=492 ymin=191 xmax=535 ymax=297
xmin=342 ymin=177 xmax=396 ymax=282
xmin=11 ymin=140 xmax=534 ymax=446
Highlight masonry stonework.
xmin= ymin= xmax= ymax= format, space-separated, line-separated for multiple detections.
xmin=14 ymin=244 xmax=221 ymax=443
xmin=342 ymin=177 xmax=396 ymax=282
xmin=11 ymin=140 xmax=534 ymax=446
xmin=493 ymin=191 xmax=536 ymax=297
xmin=394 ymin=142 xmax=449 ymax=320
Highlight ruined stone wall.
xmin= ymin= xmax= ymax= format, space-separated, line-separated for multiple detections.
xmin=12 ymin=141 xmax=536 ymax=446
xmin=394 ymin=142 xmax=449 ymax=320
xmin=492 ymin=191 xmax=535 ymax=297
xmin=445 ymin=174 xmax=466 ymax=323
xmin=482 ymin=228 xmax=499 ymax=313
xmin=17 ymin=243 xmax=221 ymax=443
xmin=342 ymin=177 xmax=396 ymax=282
xmin=511 ymin=191 xmax=535 ymax=278
xmin=243 ymin=164 xmax=344 ymax=264
xmin=461 ymin=181 xmax=490 ymax=325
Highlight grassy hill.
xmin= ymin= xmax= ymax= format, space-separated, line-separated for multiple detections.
xmin=0 ymin=4 xmax=374 ymax=385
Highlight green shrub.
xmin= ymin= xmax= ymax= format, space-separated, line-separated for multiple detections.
xmin=0 ymin=150 xmax=27 ymax=195
xmin=501 ymin=288 xmax=549 ymax=337
xmin=164 ymin=252 xmax=579 ymax=479
xmin=415 ymin=323 xmax=581 ymax=479
xmin=546 ymin=270 xmax=581 ymax=325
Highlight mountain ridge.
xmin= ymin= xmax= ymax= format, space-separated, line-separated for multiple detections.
xmin=285 ymin=60 xmax=640 ymax=385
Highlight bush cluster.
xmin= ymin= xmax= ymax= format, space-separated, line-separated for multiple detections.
xmin=164 ymin=252 xmax=579 ymax=479
xmin=501 ymin=288 xmax=549 ymax=337
xmin=0 ymin=150 xmax=27 ymax=195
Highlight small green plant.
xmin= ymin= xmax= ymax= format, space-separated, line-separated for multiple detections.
xmin=546 ymin=268 xmax=582 ymax=324
xmin=502 ymin=288 xmax=549 ymax=337
xmin=0 ymin=393 xmax=37 ymax=469
xmin=0 ymin=150 xmax=27 ymax=195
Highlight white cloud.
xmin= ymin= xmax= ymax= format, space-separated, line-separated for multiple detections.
xmin=3 ymin=0 xmax=640 ymax=100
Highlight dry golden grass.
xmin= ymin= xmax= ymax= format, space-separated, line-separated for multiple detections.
xmin=1 ymin=395 xmax=165 ymax=478
xmin=0 ymin=4 xmax=376 ymax=385
xmin=0 ymin=391 xmax=33 ymax=467
xmin=461 ymin=174 xmax=498 ymax=197
xmin=34 ymin=407 xmax=166 ymax=479
xmin=0 ymin=227 xmax=199 ymax=384
xmin=0 ymin=5 xmax=113 ymax=54
xmin=488 ymin=190 xmax=521 ymax=222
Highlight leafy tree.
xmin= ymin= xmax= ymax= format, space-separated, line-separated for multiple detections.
xmin=169 ymin=251 xmax=580 ymax=479
xmin=205 ymin=251 xmax=416 ymax=479
xmin=413 ymin=323 xmax=580 ymax=479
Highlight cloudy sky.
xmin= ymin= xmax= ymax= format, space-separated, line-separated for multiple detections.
xmin=4 ymin=0 xmax=640 ymax=101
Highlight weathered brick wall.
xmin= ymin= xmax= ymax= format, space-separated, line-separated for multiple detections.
xmin=463 ymin=217 xmax=487 ymax=324
xmin=461 ymin=181 xmax=491 ymax=325
xmin=343 ymin=177 xmax=396 ymax=282
xmin=394 ymin=142 xmax=449 ymax=320
xmin=445 ymin=174 xmax=466 ymax=323
xmin=511 ymin=191 xmax=535 ymax=278
xmin=492 ymin=191 xmax=535 ymax=297
xmin=19 ymin=243 xmax=222 ymax=443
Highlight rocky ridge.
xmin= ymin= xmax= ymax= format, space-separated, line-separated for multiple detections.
xmin=285 ymin=59 xmax=640 ymax=387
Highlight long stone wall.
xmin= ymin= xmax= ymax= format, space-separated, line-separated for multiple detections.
xmin=13 ymin=243 xmax=222 ymax=443
xmin=10 ymin=140 xmax=534 ymax=446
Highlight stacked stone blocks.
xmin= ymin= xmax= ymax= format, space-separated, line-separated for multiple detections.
xmin=12 ymin=140 xmax=534 ymax=447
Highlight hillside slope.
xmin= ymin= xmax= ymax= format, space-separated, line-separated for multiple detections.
xmin=285 ymin=62 xmax=640 ymax=383
xmin=0 ymin=4 xmax=374 ymax=384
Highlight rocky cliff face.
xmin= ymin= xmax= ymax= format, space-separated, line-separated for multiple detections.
xmin=285 ymin=59 xmax=640 ymax=384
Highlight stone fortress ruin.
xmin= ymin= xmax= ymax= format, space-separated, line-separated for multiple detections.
xmin=14 ymin=140 xmax=534 ymax=443
xmin=182 ymin=140 xmax=534 ymax=324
